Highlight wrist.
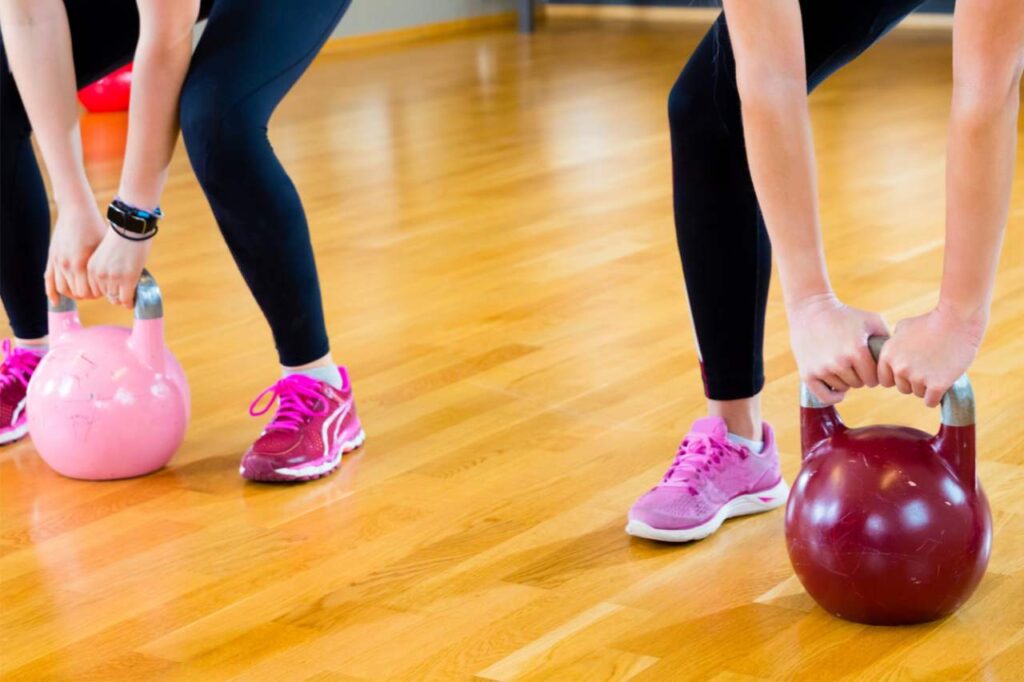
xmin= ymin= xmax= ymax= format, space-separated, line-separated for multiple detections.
xmin=54 ymin=186 xmax=96 ymax=213
xmin=106 ymin=197 xmax=162 ymax=242
xmin=779 ymin=264 xmax=834 ymax=312
xmin=935 ymin=298 xmax=988 ymax=337
xmin=115 ymin=189 xmax=161 ymax=213
xmin=785 ymin=287 xmax=838 ymax=314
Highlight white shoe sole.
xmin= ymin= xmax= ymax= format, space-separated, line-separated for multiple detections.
xmin=0 ymin=422 xmax=28 ymax=445
xmin=625 ymin=478 xmax=790 ymax=543
xmin=274 ymin=429 xmax=366 ymax=478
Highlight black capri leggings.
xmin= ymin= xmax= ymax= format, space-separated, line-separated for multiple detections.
xmin=0 ymin=0 xmax=351 ymax=366
xmin=671 ymin=0 xmax=926 ymax=400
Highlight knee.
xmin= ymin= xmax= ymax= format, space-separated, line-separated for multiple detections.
xmin=667 ymin=77 xmax=702 ymax=132
xmin=667 ymin=74 xmax=725 ymax=150
xmin=180 ymin=84 xmax=264 ymax=187
xmin=179 ymin=85 xmax=217 ymax=185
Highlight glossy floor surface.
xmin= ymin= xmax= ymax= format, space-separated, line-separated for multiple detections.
xmin=3 ymin=16 xmax=1024 ymax=681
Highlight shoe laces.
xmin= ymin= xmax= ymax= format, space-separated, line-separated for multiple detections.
xmin=249 ymin=375 xmax=329 ymax=433
xmin=0 ymin=339 xmax=41 ymax=391
xmin=659 ymin=432 xmax=747 ymax=495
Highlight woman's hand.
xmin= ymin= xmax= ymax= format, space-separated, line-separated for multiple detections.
xmin=878 ymin=305 xmax=984 ymax=408
xmin=45 ymin=199 xmax=107 ymax=304
xmin=788 ymin=293 xmax=890 ymax=405
xmin=87 ymin=230 xmax=154 ymax=309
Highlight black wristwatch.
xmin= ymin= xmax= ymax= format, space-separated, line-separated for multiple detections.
xmin=107 ymin=198 xmax=162 ymax=241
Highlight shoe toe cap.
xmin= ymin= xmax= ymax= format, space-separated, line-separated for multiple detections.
xmin=629 ymin=489 xmax=708 ymax=530
xmin=239 ymin=451 xmax=280 ymax=480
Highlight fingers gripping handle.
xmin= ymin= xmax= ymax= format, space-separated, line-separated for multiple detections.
xmin=939 ymin=376 xmax=975 ymax=428
xmin=800 ymin=336 xmax=978 ymax=486
xmin=46 ymin=269 xmax=163 ymax=321
xmin=51 ymin=295 xmax=77 ymax=313
xmin=799 ymin=384 xmax=830 ymax=410
xmin=867 ymin=334 xmax=974 ymax=428
xmin=798 ymin=335 xmax=974 ymax=428
xmin=867 ymin=335 xmax=886 ymax=363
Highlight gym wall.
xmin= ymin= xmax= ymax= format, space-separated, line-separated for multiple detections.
xmin=332 ymin=0 xmax=523 ymax=37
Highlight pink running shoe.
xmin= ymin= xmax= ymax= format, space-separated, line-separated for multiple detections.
xmin=240 ymin=367 xmax=365 ymax=482
xmin=0 ymin=340 xmax=44 ymax=446
xmin=627 ymin=417 xmax=788 ymax=542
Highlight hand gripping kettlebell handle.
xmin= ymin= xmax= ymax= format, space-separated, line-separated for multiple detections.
xmin=871 ymin=335 xmax=974 ymax=427
xmin=799 ymin=335 xmax=978 ymax=486
xmin=48 ymin=292 xmax=82 ymax=339
xmin=800 ymin=335 xmax=974 ymax=428
xmin=47 ymin=271 xmax=166 ymax=371
xmin=51 ymin=295 xmax=77 ymax=313
xmin=48 ymin=269 xmax=164 ymax=321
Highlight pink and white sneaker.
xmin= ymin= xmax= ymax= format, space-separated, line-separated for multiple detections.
xmin=626 ymin=417 xmax=788 ymax=542
xmin=0 ymin=340 xmax=44 ymax=446
xmin=240 ymin=367 xmax=365 ymax=482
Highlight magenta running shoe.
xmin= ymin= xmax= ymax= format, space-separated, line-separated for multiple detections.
xmin=0 ymin=340 xmax=44 ymax=446
xmin=240 ymin=367 xmax=365 ymax=482
xmin=627 ymin=417 xmax=788 ymax=542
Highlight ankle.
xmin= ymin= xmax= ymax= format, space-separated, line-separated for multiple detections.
xmin=707 ymin=397 xmax=761 ymax=441
xmin=727 ymin=432 xmax=765 ymax=454
xmin=284 ymin=352 xmax=336 ymax=372
xmin=15 ymin=337 xmax=48 ymax=354
xmin=283 ymin=363 xmax=342 ymax=390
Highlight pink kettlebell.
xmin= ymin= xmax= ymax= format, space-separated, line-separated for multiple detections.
xmin=27 ymin=271 xmax=190 ymax=480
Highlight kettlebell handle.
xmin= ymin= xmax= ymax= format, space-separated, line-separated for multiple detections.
xmin=49 ymin=269 xmax=164 ymax=320
xmin=133 ymin=269 xmax=164 ymax=320
xmin=800 ymin=335 xmax=974 ymax=428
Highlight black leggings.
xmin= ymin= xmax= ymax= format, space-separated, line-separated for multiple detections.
xmin=671 ymin=0 xmax=926 ymax=400
xmin=0 ymin=0 xmax=351 ymax=366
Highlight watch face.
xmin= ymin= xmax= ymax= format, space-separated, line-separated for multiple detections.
xmin=126 ymin=213 xmax=150 ymax=233
xmin=108 ymin=203 xmax=150 ymax=233
xmin=107 ymin=202 xmax=158 ymax=239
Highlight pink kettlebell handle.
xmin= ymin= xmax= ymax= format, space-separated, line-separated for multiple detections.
xmin=799 ymin=335 xmax=977 ymax=485
xmin=48 ymin=295 xmax=83 ymax=340
xmin=48 ymin=269 xmax=167 ymax=371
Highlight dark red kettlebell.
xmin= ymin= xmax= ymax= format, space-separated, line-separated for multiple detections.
xmin=785 ymin=336 xmax=992 ymax=625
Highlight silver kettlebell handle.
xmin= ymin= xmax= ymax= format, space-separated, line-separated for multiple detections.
xmin=49 ymin=268 xmax=163 ymax=320
xmin=51 ymin=296 xmax=77 ymax=313
xmin=133 ymin=269 xmax=163 ymax=320
xmin=800 ymin=335 xmax=974 ymax=428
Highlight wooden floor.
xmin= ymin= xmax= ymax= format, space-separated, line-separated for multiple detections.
xmin=3 ymin=16 xmax=1024 ymax=681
